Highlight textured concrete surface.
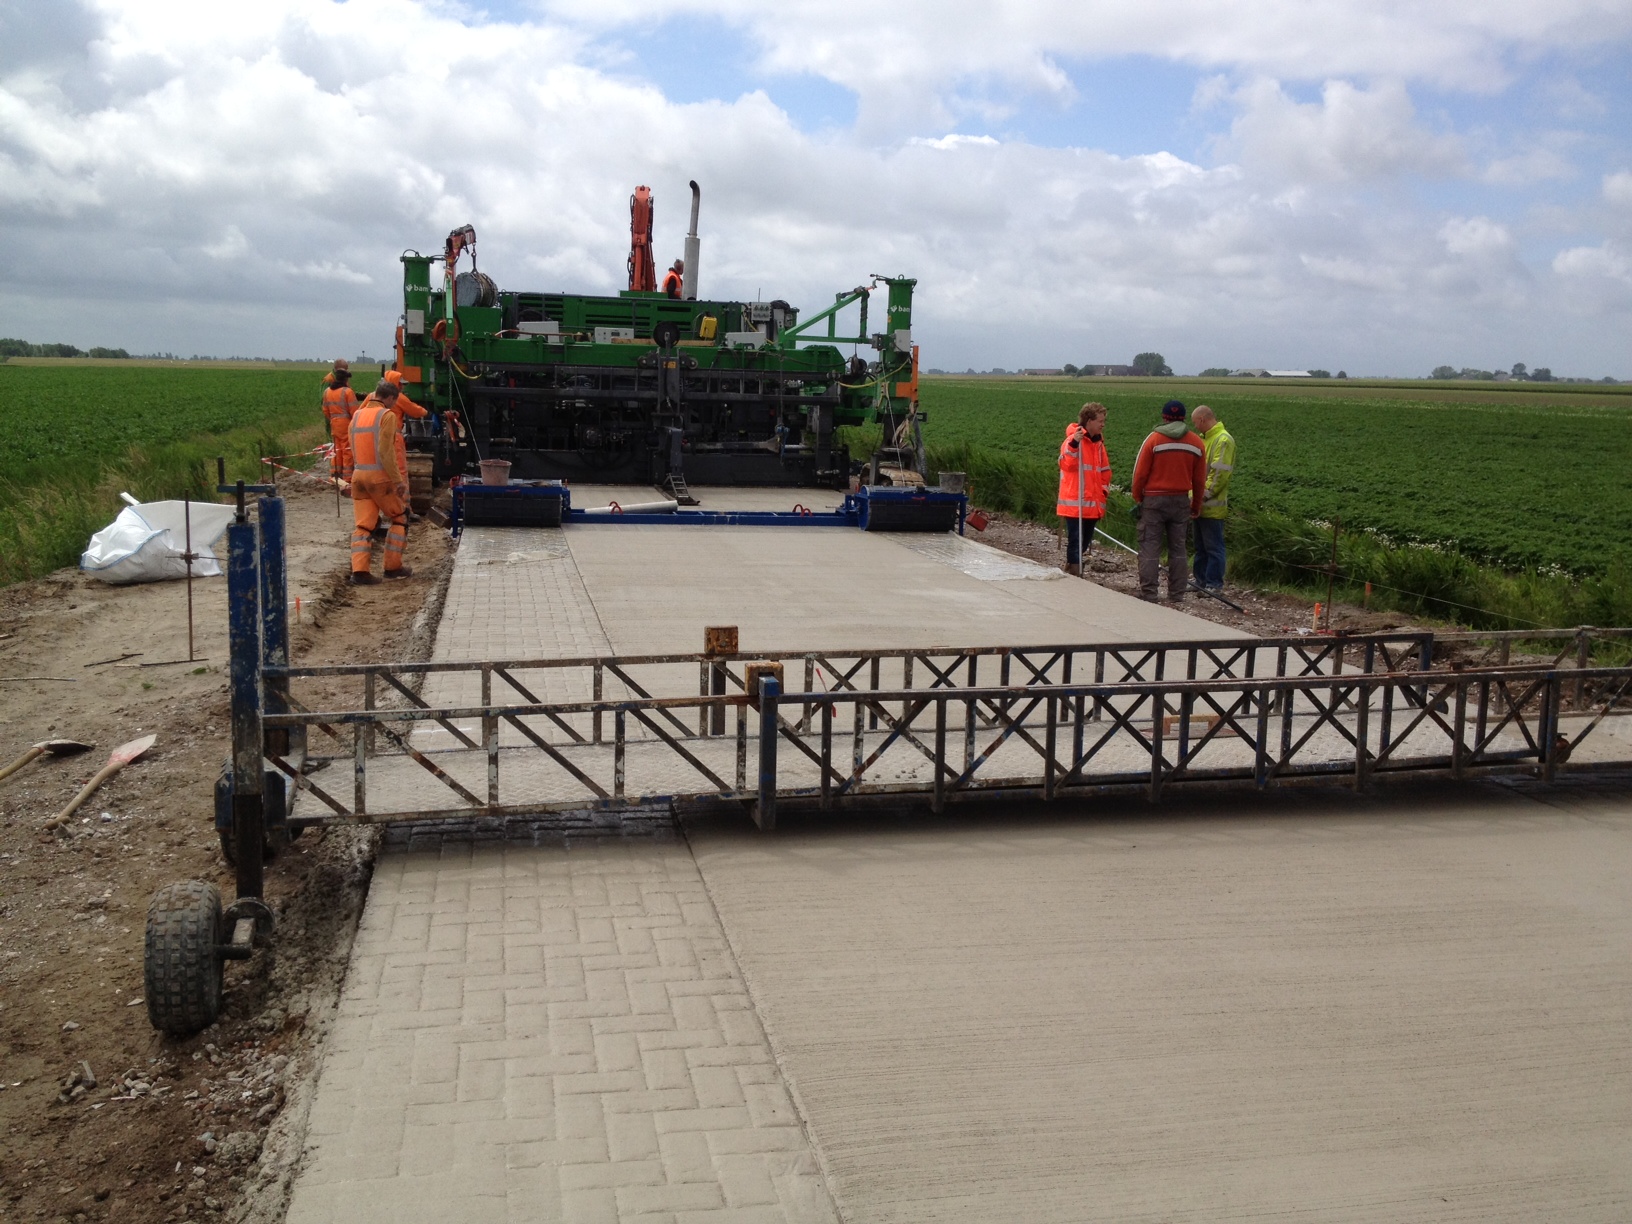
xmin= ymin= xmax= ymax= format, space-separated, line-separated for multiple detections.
xmin=289 ymin=492 xmax=1632 ymax=1222
xmin=686 ymin=784 xmax=1632 ymax=1223
xmin=285 ymin=839 xmax=837 ymax=1224
xmin=565 ymin=524 xmax=1214 ymax=657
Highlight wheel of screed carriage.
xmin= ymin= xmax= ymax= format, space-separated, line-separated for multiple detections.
xmin=216 ymin=821 xmax=286 ymax=867
xmin=144 ymin=881 xmax=225 ymax=1035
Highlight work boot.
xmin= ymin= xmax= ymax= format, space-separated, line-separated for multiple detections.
xmin=350 ymin=571 xmax=381 ymax=586
xmin=383 ymin=565 xmax=414 ymax=580
xmin=1064 ymin=562 xmax=1082 ymax=577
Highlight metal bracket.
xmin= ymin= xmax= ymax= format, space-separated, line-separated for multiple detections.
xmin=223 ymin=897 xmax=275 ymax=942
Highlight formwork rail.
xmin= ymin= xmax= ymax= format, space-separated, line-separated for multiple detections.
xmin=264 ymin=646 xmax=1632 ymax=831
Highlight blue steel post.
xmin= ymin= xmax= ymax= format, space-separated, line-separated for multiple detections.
xmin=755 ymin=675 xmax=779 ymax=831
xmin=226 ymin=509 xmax=265 ymax=900
xmin=257 ymin=496 xmax=295 ymax=760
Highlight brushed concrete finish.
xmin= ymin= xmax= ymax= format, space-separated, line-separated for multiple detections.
xmin=564 ymin=524 xmax=1221 ymax=657
xmin=687 ymin=788 xmax=1632 ymax=1222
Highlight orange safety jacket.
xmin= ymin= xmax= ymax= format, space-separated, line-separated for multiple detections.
xmin=1131 ymin=424 xmax=1207 ymax=515
xmin=363 ymin=392 xmax=427 ymax=483
xmin=321 ymin=383 xmax=357 ymax=428
xmin=1056 ymin=425 xmax=1111 ymax=519
xmin=348 ymin=401 xmax=404 ymax=490
xmin=383 ymin=371 xmax=429 ymax=420
xmin=661 ymin=269 xmax=682 ymax=298
xmin=321 ymin=384 xmax=358 ymax=475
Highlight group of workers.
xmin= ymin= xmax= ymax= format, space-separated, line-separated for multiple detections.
xmin=325 ymin=355 xmax=1233 ymax=600
xmin=1056 ymin=398 xmax=1236 ymax=603
xmin=320 ymin=358 xmax=427 ymax=585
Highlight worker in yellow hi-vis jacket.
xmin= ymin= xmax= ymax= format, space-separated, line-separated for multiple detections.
xmin=1191 ymin=404 xmax=1236 ymax=591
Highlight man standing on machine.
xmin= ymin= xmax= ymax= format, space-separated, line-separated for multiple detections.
xmin=661 ymin=258 xmax=684 ymax=298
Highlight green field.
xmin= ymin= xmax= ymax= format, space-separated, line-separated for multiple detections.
xmin=3 ymin=363 xmax=1629 ymax=630
xmin=0 ymin=364 xmax=329 ymax=584
xmin=919 ymin=377 xmax=1632 ymax=576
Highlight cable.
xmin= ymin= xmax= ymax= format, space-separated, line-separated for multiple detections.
xmin=1265 ymin=556 xmax=1556 ymax=627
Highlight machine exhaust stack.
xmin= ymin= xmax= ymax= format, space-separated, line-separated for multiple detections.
xmin=682 ymin=180 xmax=701 ymax=300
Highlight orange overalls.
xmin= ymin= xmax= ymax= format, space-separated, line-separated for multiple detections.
xmin=321 ymin=383 xmax=359 ymax=480
xmin=348 ymin=401 xmax=407 ymax=575
xmin=661 ymin=268 xmax=682 ymax=298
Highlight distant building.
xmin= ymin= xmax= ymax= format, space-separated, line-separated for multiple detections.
xmin=1265 ymin=369 xmax=1312 ymax=378
xmin=1080 ymin=364 xmax=1137 ymax=376
xmin=1230 ymin=368 xmax=1269 ymax=378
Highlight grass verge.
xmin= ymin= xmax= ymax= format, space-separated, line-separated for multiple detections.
xmin=842 ymin=429 xmax=1632 ymax=636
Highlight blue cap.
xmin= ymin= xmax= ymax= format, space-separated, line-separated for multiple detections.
xmin=1162 ymin=400 xmax=1185 ymax=420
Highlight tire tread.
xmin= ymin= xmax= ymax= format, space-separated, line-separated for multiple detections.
xmin=144 ymin=881 xmax=223 ymax=1035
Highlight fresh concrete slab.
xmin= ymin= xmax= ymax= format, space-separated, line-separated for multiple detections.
xmin=289 ymin=491 xmax=1632 ymax=1223
xmin=686 ymin=786 xmax=1632 ymax=1222
xmin=563 ymin=522 xmax=1220 ymax=657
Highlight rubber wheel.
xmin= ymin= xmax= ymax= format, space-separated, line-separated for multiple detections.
xmin=144 ymin=881 xmax=224 ymax=1035
xmin=217 ymin=825 xmax=284 ymax=867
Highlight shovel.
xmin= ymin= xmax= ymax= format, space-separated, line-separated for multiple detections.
xmin=0 ymin=739 xmax=93 ymax=784
xmin=43 ymin=735 xmax=157 ymax=830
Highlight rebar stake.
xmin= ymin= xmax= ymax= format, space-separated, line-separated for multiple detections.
xmin=184 ymin=496 xmax=195 ymax=662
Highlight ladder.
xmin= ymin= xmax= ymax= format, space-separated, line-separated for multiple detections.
xmin=662 ymin=472 xmax=699 ymax=506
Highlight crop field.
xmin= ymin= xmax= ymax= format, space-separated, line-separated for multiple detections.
xmin=919 ymin=376 xmax=1632 ymax=576
xmin=0 ymin=365 xmax=324 ymax=485
xmin=0 ymin=364 xmax=330 ymax=584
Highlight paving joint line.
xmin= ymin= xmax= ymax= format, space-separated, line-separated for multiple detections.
xmin=675 ymin=812 xmax=851 ymax=1224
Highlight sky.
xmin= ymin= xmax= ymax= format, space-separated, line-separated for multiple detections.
xmin=1 ymin=0 xmax=1629 ymax=376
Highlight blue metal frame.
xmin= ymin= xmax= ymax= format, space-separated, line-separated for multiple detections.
xmin=449 ymin=482 xmax=968 ymax=536
xmin=217 ymin=484 xmax=299 ymax=902
xmin=225 ymin=515 xmax=265 ymax=900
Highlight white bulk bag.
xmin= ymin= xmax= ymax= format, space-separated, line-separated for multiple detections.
xmin=79 ymin=495 xmax=237 ymax=585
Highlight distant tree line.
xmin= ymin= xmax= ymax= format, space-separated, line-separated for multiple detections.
xmin=1059 ymin=352 xmax=1175 ymax=377
xmin=0 ymin=338 xmax=130 ymax=359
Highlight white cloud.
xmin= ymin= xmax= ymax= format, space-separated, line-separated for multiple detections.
xmin=279 ymin=260 xmax=372 ymax=285
xmin=1481 ymin=146 xmax=1576 ymax=186
xmin=1223 ymin=79 xmax=1464 ymax=184
xmin=203 ymin=227 xmax=250 ymax=261
xmin=1553 ymin=243 xmax=1631 ymax=281
xmin=1605 ymin=171 xmax=1632 ymax=208
xmin=1439 ymin=215 xmax=1515 ymax=258
xmin=1299 ymin=254 xmax=1403 ymax=293
xmin=911 ymin=134 xmax=1001 ymax=151
xmin=0 ymin=0 xmax=1626 ymax=373
xmin=544 ymin=0 xmax=1632 ymax=129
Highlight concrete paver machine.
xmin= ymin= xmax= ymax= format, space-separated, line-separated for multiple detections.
xmin=397 ymin=183 xmax=925 ymax=491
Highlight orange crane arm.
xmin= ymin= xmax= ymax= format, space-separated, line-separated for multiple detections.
xmin=628 ymin=186 xmax=656 ymax=292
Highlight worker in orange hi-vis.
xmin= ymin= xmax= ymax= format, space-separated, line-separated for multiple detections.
xmin=381 ymin=369 xmax=429 ymax=519
xmin=347 ymin=381 xmax=411 ymax=585
xmin=320 ymin=359 xmax=358 ymax=483
xmin=661 ymin=258 xmax=684 ymax=298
